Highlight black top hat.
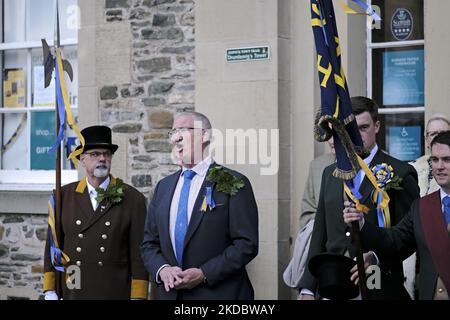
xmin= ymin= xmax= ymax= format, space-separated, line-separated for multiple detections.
xmin=74 ymin=125 xmax=118 ymax=158
xmin=308 ymin=253 xmax=359 ymax=300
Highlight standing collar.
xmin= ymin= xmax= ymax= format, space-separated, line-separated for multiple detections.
xmin=86 ymin=176 xmax=110 ymax=194
xmin=440 ymin=188 xmax=450 ymax=202
xmin=182 ymin=156 xmax=213 ymax=178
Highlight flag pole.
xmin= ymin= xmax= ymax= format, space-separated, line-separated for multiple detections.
xmin=53 ymin=0 xmax=62 ymax=298
xmin=343 ymin=188 xmax=368 ymax=299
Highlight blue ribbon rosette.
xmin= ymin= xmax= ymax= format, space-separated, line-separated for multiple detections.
xmin=201 ymin=186 xmax=216 ymax=212
xmin=371 ymin=163 xmax=394 ymax=228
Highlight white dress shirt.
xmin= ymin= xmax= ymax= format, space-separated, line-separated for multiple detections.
xmin=355 ymin=144 xmax=378 ymax=186
xmin=156 ymin=156 xmax=213 ymax=281
xmin=440 ymin=188 xmax=450 ymax=212
xmin=86 ymin=176 xmax=110 ymax=211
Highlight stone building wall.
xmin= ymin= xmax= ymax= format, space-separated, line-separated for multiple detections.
xmin=0 ymin=214 xmax=47 ymax=300
xmin=100 ymin=0 xmax=196 ymax=199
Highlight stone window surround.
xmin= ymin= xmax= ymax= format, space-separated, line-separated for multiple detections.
xmin=0 ymin=191 xmax=50 ymax=215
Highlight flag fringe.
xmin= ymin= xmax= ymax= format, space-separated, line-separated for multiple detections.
xmin=314 ymin=112 xmax=370 ymax=180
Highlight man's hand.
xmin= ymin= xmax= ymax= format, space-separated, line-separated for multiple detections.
xmin=159 ymin=266 xmax=183 ymax=292
xmin=299 ymin=294 xmax=315 ymax=300
xmin=343 ymin=201 xmax=365 ymax=228
xmin=350 ymin=251 xmax=378 ymax=285
xmin=174 ymin=268 xmax=205 ymax=290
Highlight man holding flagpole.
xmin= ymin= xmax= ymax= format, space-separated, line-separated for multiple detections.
xmin=43 ymin=126 xmax=149 ymax=300
xmin=299 ymin=97 xmax=419 ymax=299
xmin=344 ymin=130 xmax=450 ymax=300
xmin=297 ymin=0 xmax=419 ymax=299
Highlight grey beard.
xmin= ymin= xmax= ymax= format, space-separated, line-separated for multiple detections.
xmin=94 ymin=167 xmax=109 ymax=178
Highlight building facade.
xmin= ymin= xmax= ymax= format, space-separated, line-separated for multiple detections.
xmin=0 ymin=0 xmax=449 ymax=299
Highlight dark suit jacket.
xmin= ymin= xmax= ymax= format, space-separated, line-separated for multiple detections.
xmin=140 ymin=164 xmax=259 ymax=300
xmin=43 ymin=177 xmax=149 ymax=300
xmin=299 ymin=149 xmax=419 ymax=299
xmin=360 ymin=191 xmax=448 ymax=300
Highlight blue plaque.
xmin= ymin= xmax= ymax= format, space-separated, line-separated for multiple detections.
xmin=383 ymin=49 xmax=424 ymax=106
xmin=388 ymin=126 xmax=421 ymax=161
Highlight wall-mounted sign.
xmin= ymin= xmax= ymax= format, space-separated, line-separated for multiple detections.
xmin=33 ymin=65 xmax=55 ymax=107
xmin=391 ymin=8 xmax=413 ymax=41
xmin=388 ymin=126 xmax=421 ymax=161
xmin=383 ymin=49 xmax=424 ymax=106
xmin=31 ymin=111 xmax=56 ymax=170
xmin=3 ymin=69 xmax=25 ymax=108
xmin=226 ymin=46 xmax=270 ymax=62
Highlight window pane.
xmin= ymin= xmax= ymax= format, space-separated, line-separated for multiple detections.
xmin=30 ymin=110 xmax=56 ymax=170
xmin=31 ymin=45 xmax=78 ymax=108
xmin=29 ymin=109 xmax=78 ymax=170
xmin=61 ymin=45 xmax=78 ymax=107
xmin=26 ymin=0 xmax=78 ymax=42
xmin=26 ymin=0 xmax=54 ymax=42
xmin=372 ymin=46 xmax=424 ymax=108
xmin=3 ymin=50 xmax=28 ymax=108
xmin=59 ymin=0 xmax=79 ymax=41
xmin=4 ymin=0 xmax=26 ymax=43
xmin=371 ymin=0 xmax=424 ymax=43
xmin=0 ymin=112 xmax=28 ymax=170
xmin=378 ymin=113 xmax=424 ymax=161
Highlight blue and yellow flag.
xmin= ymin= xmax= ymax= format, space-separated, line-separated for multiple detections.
xmin=310 ymin=0 xmax=390 ymax=226
xmin=47 ymin=47 xmax=85 ymax=168
xmin=311 ymin=0 xmax=363 ymax=179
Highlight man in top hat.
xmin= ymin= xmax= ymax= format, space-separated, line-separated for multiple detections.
xmin=43 ymin=125 xmax=149 ymax=300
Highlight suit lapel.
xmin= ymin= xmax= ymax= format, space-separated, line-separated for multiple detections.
xmin=158 ymin=170 xmax=182 ymax=265
xmin=330 ymin=168 xmax=344 ymax=208
xmin=184 ymin=163 xmax=216 ymax=249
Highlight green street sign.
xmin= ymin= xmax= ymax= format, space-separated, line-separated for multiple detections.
xmin=226 ymin=46 xmax=270 ymax=62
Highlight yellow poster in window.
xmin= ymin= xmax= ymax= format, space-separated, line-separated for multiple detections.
xmin=3 ymin=69 xmax=26 ymax=108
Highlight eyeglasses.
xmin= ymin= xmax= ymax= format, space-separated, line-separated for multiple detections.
xmin=84 ymin=151 xmax=113 ymax=159
xmin=168 ymin=127 xmax=200 ymax=137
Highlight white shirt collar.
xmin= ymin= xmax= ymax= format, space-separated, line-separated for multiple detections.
xmin=439 ymin=188 xmax=450 ymax=202
xmin=182 ymin=155 xmax=213 ymax=178
xmin=364 ymin=144 xmax=378 ymax=165
xmin=86 ymin=176 xmax=110 ymax=195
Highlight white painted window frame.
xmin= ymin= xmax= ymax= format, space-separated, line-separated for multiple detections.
xmin=0 ymin=13 xmax=78 ymax=189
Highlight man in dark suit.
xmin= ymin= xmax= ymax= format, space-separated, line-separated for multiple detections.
xmin=43 ymin=126 xmax=149 ymax=300
xmin=299 ymin=96 xmax=420 ymax=300
xmin=344 ymin=130 xmax=450 ymax=300
xmin=141 ymin=111 xmax=258 ymax=300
